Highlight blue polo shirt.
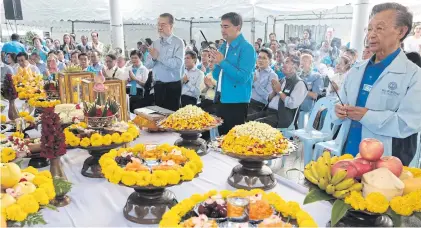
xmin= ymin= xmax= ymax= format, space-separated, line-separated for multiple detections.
xmin=1 ymin=41 xmax=25 ymax=55
xmin=344 ymin=48 xmax=401 ymax=156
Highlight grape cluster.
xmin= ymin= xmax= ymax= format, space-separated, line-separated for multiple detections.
xmin=115 ymin=155 xmax=132 ymax=166
xmin=198 ymin=201 xmax=227 ymax=218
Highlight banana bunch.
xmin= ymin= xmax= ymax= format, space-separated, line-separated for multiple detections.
xmin=64 ymin=65 xmax=83 ymax=73
xmin=304 ymin=151 xmax=362 ymax=199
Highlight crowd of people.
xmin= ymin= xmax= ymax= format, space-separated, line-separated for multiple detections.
xmin=1 ymin=2 xmax=421 ymax=165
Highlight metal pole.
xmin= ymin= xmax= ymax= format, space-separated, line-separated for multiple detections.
xmin=264 ymin=16 xmax=268 ymax=44
xmin=71 ymin=21 xmax=75 ymax=34
xmin=190 ymin=20 xmax=193 ymax=41
xmin=109 ymin=0 xmax=125 ymax=53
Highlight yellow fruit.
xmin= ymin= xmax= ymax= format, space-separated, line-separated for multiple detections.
xmin=13 ymin=181 xmax=36 ymax=195
xmin=21 ymin=172 xmax=36 ymax=182
xmin=318 ymin=162 xmax=329 ymax=180
xmin=335 ymin=178 xmax=355 ymax=191
xmin=304 ymin=170 xmax=319 ymax=185
xmin=322 ymin=151 xmax=331 ymax=165
xmin=333 ymin=190 xmax=350 ymax=199
xmin=331 ymin=169 xmax=348 ymax=185
xmin=331 ymin=156 xmax=339 ymax=165
xmin=318 ymin=177 xmax=328 ymax=190
xmin=348 ymin=183 xmax=363 ymax=192
xmin=310 ymin=162 xmax=319 ymax=180
xmin=0 ymin=163 xmax=21 ymax=188
xmin=399 ymin=170 xmax=414 ymax=181
xmin=402 ymin=177 xmax=421 ymax=195
xmin=1 ymin=193 xmax=16 ymax=208
xmin=326 ymin=184 xmax=336 ymax=194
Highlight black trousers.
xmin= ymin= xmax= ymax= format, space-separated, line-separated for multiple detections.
xmin=181 ymin=95 xmax=198 ymax=107
xmin=216 ymin=103 xmax=249 ymax=136
xmin=126 ymin=87 xmax=147 ymax=113
xmin=200 ymin=98 xmax=217 ymax=114
xmin=154 ymin=81 xmax=182 ymax=111
xmin=246 ymin=99 xmax=266 ymax=121
xmin=255 ymin=108 xmax=278 ymax=128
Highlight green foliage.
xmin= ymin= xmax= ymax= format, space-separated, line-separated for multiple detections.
xmin=19 ymin=212 xmax=46 ymax=227
xmin=53 ymin=177 xmax=72 ymax=196
xmin=331 ymin=199 xmax=351 ymax=226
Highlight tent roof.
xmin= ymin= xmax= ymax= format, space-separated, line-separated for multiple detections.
xmin=4 ymin=0 xmax=421 ymax=26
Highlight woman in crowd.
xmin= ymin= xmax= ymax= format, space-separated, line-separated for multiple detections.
xmin=6 ymin=53 xmax=18 ymax=74
xmin=317 ymin=40 xmax=335 ymax=67
xmin=60 ymin=34 xmax=76 ymax=60
xmin=117 ymin=55 xmax=127 ymax=70
xmin=272 ymin=50 xmax=285 ymax=80
xmin=53 ymin=39 xmax=61 ymax=51
xmin=254 ymin=42 xmax=260 ymax=54
xmin=297 ymin=29 xmax=315 ymax=51
xmin=45 ymin=38 xmax=55 ymax=51
xmin=327 ymin=54 xmax=352 ymax=97
xmin=45 ymin=55 xmax=59 ymax=78
xmin=125 ymin=50 xmax=150 ymax=112
xmin=32 ymin=37 xmax=49 ymax=62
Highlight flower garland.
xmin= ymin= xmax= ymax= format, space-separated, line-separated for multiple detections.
xmin=63 ymin=122 xmax=140 ymax=147
xmin=345 ymin=190 xmax=421 ymax=216
xmin=16 ymin=89 xmax=46 ymax=100
xmin=159 ymin=189 xmax=318 ymax=227
xmin=28 ymin=98 xmax=61 ymax=108
xmin=18 ymin=112 xmax=35 ymax=124
xmin=1 ymin=164 xmax=56 ymax=223
xmin=221 ymin=121 xmax=292 ymax=156
xmin=99 ymin=144 xmax=203 ymax=187
xmin=40 ymin=108 xmax=66 ymax=159
xmin=160 ymin=105 xmax=217 ymax=130
xmin=1 ymin=147 xmax=16 ymax=162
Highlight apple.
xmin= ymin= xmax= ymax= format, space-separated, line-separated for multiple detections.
xmin=0 ymin=193 xmax=16 ymax=208
xmin=376 ymin=156 xmax=403 ymax=177
xmin=352 ymin=158 xmax=374 ymax=177
xmin=331 ymin=161 xmax=358 ymax=179
xmin=1 ymin=163 xmax=22 ymax=188
xmin=359 ymin=138 xmax=384 ymax=162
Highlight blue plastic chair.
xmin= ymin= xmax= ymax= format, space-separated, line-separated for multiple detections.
xmin=290 ymin=97 xmax=337 ymax=165
xmin=313 ymin=122 xmax=347 ymax=159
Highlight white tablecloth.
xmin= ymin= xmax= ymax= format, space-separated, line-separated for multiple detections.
xmin=17 ymin=131 xmax=332 ymax=227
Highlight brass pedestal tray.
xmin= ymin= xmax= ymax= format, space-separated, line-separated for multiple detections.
xmin=224 ymin=152 xmax=289 ymax=191
xmin=78 ymin=143 xmax=126 ymax=178
xmin=121 ymin=176 xmax=198 ymax=224
xmin=158 ymin=117 xmax=223 ymax=156
xmin=326 ymin=210 xmax=394 ymax=227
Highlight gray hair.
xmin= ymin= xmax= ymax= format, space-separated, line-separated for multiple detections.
xmin=370 ymin=2 xmax=413 ymax=41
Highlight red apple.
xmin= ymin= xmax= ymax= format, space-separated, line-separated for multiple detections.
xmin=331 ymin=161 xmax=358 ymax=179
xmin=359 ymin=138 xmax=384 ymax=162
xmin=375 ymin=156 xmax=403 ymax=177
xmin=351 ymin=158 xmax=374 ymax=177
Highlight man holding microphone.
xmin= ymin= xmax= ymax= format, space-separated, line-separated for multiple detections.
xmin=145 ymin=13 xmax=185 ymax=111
xmin=209 ymin=12 xmax=256 ymax=135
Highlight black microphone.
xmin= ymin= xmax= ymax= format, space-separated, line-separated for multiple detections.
xmin=200 ymin=30 xmax=210 ymax=48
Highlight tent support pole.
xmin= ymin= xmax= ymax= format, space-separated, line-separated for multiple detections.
xmin=109 ymin=0 xmax=125 ymax=54
xmin=350 ymin=0 xmax=370 ymax=60
xmin=190 ymin=20 xmax=193 ymax=41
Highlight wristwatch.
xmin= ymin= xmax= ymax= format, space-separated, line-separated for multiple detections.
xmin=279 ymin=91 xmax=283 ymax=96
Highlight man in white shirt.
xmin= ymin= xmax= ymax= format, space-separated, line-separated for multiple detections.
xmin=16 ymin=52 xmax=40 ymax=74
xmin=256 ymin=56 xmax=308 ymax=128
xmin=403 ymin=24 xmax=421 ymax=54
xmin=90 ymin=32 xmax=104 ymax=56
xmin=78 ymin=53 xmax=90 ymax=71
xmin=181 ymin=51 xmax=204 ymax=107
xmin=102 ymin=54 xmax=124 ymax=80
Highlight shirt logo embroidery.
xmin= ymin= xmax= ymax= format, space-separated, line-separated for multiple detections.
xmin=388 ymin=82 xmax=397 ymax=90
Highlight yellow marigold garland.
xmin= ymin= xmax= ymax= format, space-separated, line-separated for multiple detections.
xmin=63 ymin=122 xmax=139 ymax=147
xmin=1 ymin=147 xmax=16 ymax=163
xmin=160 ymin=105 xmax=216 ymax=130
xmin=159 ymin=189 xmax=318 ymax=227
xmin=28 ymin=98 xmax=61 ymax=108
xmin=3 ymin=164 xmax=56 ymax=223
xmin=99 ymin=144 xmax=203 ymax=187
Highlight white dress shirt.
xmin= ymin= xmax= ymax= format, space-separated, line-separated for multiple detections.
xmin=268 ymin=80 xmax=308 ymax=110
xmin=182 ymin=67 xmax=204 ymax=99
xmin=104 ymin=66 xmax=125 ymax=80
xmin=124 ymin=64 xmax=149 ymax=89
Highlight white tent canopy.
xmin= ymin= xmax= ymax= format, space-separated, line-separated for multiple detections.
xmin=16 ymin=0 xmax=421 ymax=24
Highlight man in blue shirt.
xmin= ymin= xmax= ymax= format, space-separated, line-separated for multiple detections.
xmin=86 ymin=50 xmax=103 ymax=75
xmin=197 ymin=49 xmax=211 ymax=75
xmin=1 ymin=34 xmax=25 ymax=62
xmin=209 ymin=12 xmax=256 ymax=135
xmin=299 ymin=54 xmax=324 ymax=112
xmin=334 ymin=2 xmax=421 ymax=165
xmin=145 ymin=13 xmax=185 ymax=111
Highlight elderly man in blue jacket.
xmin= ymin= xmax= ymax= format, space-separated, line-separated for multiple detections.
xmin=333 ymin=3 xmax=421 ymax=166
xmin=209 ymin=12 xmax=256 ymax=135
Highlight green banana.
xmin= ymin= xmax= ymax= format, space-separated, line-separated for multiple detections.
xmin=318 ymin=177 xmax=328 ymax=190
xmin=348 ymin=183 xmax=363 ymax=192
xmin=331 ymin=169 xmax=348 ymax=185
xmin=333 ymin=190 xmax=350 ymax=199
xmin=304 ymin=169 xmax=319 ymax=185
xmin=335 ymin=178 xmax=355 ymax=191
xmin=326 ymin=184 xmax=335 ymax=194
xmin=310 ymin=162 xmax=319 ymax=180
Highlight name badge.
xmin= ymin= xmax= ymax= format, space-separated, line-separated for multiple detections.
xmin=363 ymin=84 xmax=372 ymax=92
xmin=284 ymin=89 xmax=290 ymax=93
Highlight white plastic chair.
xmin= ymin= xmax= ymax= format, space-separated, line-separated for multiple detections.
xmin=290 ymin=97 xmax=337 ymax=165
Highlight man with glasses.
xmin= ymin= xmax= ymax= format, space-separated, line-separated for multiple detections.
xmin=102 ymin=54 xmax=124 ymax=80
xmin=209 ymin=12 xmax=256 ymax=135
xmin=145 ymin=13 xmax=185 ymax=111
